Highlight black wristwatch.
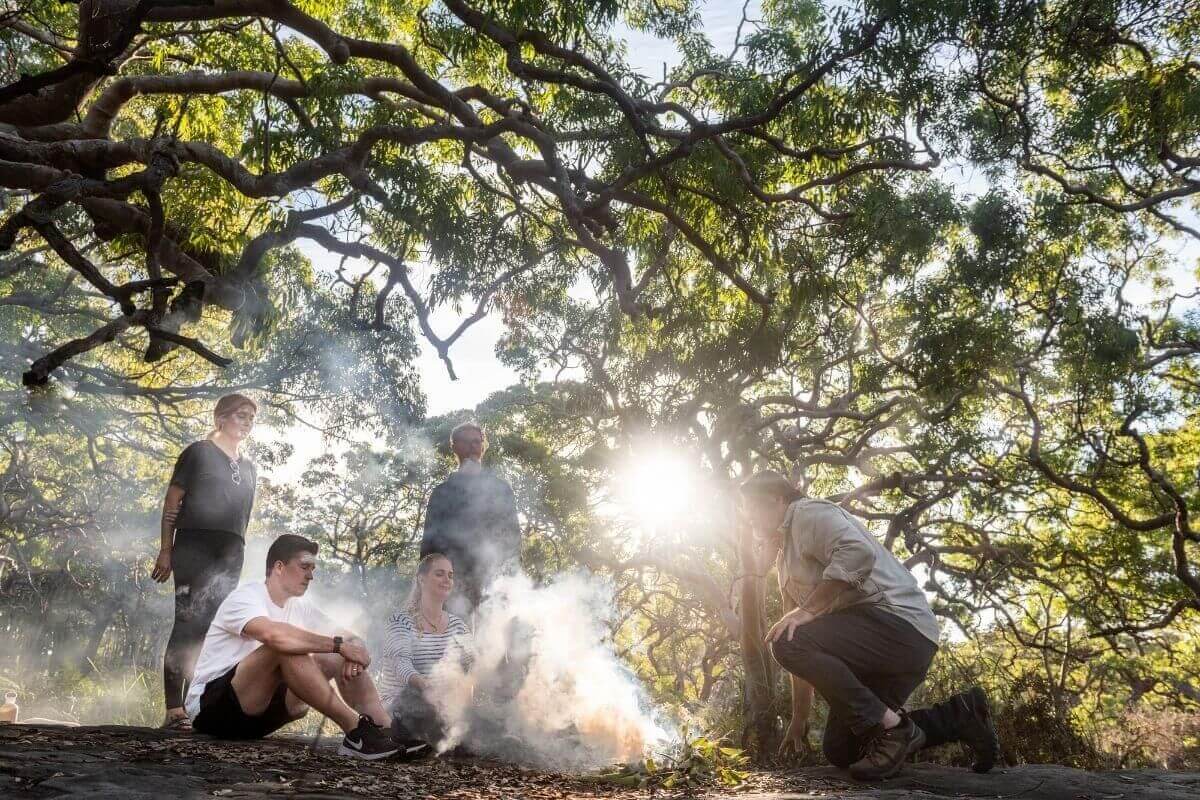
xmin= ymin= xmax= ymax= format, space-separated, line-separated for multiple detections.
xmin=332 ymin=635 xmax=343 ymax=654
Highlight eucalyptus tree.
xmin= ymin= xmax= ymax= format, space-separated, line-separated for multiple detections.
xmin=3 ymin=0 xmax=1198 ymax=755
xmin=0 ymin=0 xmax=960 ymax=388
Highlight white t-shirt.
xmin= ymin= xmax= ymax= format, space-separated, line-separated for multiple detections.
xmin=184 ymin=581 xmax=336 ymax=717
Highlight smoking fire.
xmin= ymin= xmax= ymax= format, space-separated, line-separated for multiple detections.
xmin=425 ymin=572 xmax=667 ymax=771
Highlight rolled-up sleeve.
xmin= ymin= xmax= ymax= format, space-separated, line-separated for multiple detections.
xmin=797 ymin=505 xmax=876 ymax=590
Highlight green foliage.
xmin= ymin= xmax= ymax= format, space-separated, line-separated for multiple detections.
xmin=993 ymin=674 xmax=1102 ymax=769
xmin=588 ymin=733 xmax=750 ymax=789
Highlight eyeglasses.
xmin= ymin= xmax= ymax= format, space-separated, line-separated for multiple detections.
xmin=229 ymin=459 xmax=242 ymax=485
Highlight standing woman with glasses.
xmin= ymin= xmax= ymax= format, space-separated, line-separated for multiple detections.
xmin=152 ymin=393 xmax=259 ymax=731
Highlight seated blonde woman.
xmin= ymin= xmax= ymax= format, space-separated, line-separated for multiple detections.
xmin=380 ymin=552 xmax=473 ymax=749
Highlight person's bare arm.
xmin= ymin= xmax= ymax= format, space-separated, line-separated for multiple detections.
xmin=766 ymin=579 xmax=852 ymax=643
xmin=332 ymin=628 xmax=371 ymax=681
xmin=152 ymin=485 xmax=185 ymax=583
xmin=797 ymin=578 xmax=851 ymax=616
xmin=242 ymin=618 xmax=370 ymax=667
xmin=305 ymin=606 xmax=370 ymax=680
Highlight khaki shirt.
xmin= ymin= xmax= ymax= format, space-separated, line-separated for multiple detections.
xmin=776 ymin=498 xmax=940 ymax=644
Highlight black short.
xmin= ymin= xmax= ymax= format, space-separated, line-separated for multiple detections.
xmin=192 ymin=663 xmax=305 ymax=739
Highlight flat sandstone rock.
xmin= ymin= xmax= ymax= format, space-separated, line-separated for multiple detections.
xmin=2 ymin=724 xmax=1198 ymax=799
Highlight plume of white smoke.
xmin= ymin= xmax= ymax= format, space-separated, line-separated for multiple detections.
xmin=425 ymin=571 xmax=668 ymax=772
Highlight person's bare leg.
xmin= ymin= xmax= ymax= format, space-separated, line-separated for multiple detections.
xmin=314 ymin=653 xmax=389 ymax=725
xmin=283 ymin=690 xmax=310 ymax=719
xmin=279 ymin=654 xmax=360 ymax=732
xmin=231 ymin=646 xmax=358 ymax=732
xmin=227 ymin=643 xmax=286 ymax=715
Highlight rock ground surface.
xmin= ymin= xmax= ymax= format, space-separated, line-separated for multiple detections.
xmin=1 ymin=724 xmax=1197 ymax=799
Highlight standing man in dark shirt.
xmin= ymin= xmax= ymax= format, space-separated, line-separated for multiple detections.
xmin=420 ymin=422 xmax=520 ymax=616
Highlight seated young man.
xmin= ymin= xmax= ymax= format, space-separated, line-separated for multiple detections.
xmin=741 ymin=472 xmax=1000 ymax=781
xmin=184 ymin=534 xmax=397 ymax=759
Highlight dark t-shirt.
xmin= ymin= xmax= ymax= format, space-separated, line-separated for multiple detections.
xmin=420 ymin=469 xmax=520 ymax=593
xmin=170 ymin=441 xmax=257 ymax=538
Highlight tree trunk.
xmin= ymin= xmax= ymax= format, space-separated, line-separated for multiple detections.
xmin=79 ymin=603 xmax=117 ymax=672
xmin=738 ymin=521 xmax=778 ymax=758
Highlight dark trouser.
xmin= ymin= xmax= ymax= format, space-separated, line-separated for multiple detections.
xmin=390 ymin=685 xmax=445 ymax=746
xmin=163 ymin=529 xmax=244 ymax=709
xmin=771 ymin=605 xmax=961 ymax=768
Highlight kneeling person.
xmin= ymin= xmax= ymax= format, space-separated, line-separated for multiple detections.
xmin=742 ymin=473 xmax=1000 ymax=781
xmin=185 ymin=534 xmax=397 ymax=759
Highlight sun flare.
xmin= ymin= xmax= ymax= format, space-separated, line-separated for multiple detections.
xmin=617 ymin=451 xmax=697 ymax=533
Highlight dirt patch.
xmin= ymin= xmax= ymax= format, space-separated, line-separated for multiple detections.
xmin=2 ymin=725 xmax=1197 ymax=799
xmin=0 ymin=724 xmax=797 ymax=798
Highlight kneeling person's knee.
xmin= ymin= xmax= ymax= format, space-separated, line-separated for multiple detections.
xmin=770 ymin=628 xmax=819 ymax=670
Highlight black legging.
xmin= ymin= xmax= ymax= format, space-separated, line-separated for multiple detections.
xmin=163 ymin=529 xmax=244 ymax=709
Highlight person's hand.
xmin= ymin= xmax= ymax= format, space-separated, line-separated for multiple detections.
xmin=408 ymin=674 xmax=429 ymax=694
xmin=340 ymin=638 xmax=370 ymax=670
xmin=778 ymin=716 xmax=812 ymax=759
xmin=342 ymin=658 xmax=369 ymax=682
xmin=151 ymin=548 xmax=173 ymax=583
xmin=765 ymin=607 xmax=815 ymax=644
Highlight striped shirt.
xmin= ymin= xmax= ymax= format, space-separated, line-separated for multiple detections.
xmin=378 ymin=610 xmax=473 ymax=706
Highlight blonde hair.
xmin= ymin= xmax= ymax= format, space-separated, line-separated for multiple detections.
xmin=405 ymin=552 xmax=451 ymax=615
xmin=207 ymin=393 xmax=257 ymax=440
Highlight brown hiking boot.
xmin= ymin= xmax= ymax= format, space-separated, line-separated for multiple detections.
xmin=958 ymin=686 xmax=1001 ymax=773
xmin=849 ymin=715 xmax=926 ymax=781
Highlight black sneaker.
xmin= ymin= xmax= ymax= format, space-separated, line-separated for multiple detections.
xmin=958 ymin=687 xmax=1001 ymax=773
xmin=339 ymin=715 xmax=400 ymax=760
xmin=849 ymin=715 xmax=926 ymax=781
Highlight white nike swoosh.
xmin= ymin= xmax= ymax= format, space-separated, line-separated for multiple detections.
xmin=344 ymin=737 xmax=364 ymax=750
